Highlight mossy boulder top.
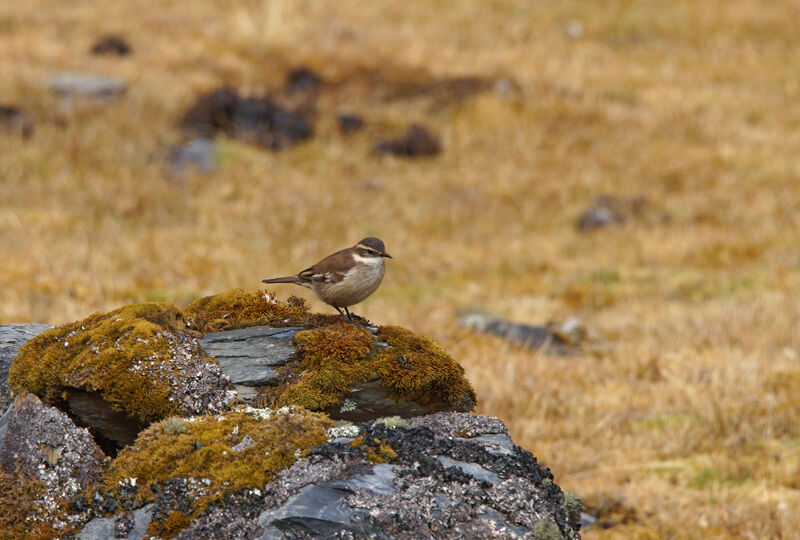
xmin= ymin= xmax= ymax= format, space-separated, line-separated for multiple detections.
xmin=9 ymin=289 xmax=476 ymax=435
xmin=9 ymin=303 xmax=236 ymax=431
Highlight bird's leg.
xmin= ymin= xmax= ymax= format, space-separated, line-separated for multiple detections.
xmin=343 ymin=307 xmax=353 ymax=321
xmin=335 ymin=306 xmax=348 ymax=321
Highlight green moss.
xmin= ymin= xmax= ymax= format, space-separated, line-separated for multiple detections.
xmin=348 ymin=436 xmax=396 ymax=464
xmin=9 ymin=303 xmax=188 ymax=423
xmin=0 ymin=468 xmax=69 ymax=539
xmin=374 ymin=416 xmax=409 ymax=429
xmin=365 ymin=440 xmax=396 ymax=464
xmin=162 ymin=417 xmax=188 ymax=435
xmin=561 ymin=491 xmax=583 ymax=527
xmin=106 ymin=407 xmax=332 ymax=537
xmin=375 ymin=326 xmax=477 ymax=409
xmin=265 ymin=322 xmax=476 ymax=414
xmin=271 ymin=322 xmax=377 ymax=410
xmin=532 ymin=519 xmax=563 ymax=540
xmin=184 ymin=288 xmax=334 ymax=332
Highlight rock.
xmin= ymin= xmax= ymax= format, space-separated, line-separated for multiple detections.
xmin=214 ymin=321 xmax=474 ymax=421
xmin=0 ymin=105 xmax=34 ymax=138
xmin=0 ymin=323 xmax=52 ymax=411
xmin=180 ymin=87 xmax=313 ymax=150
xmin=460 ymin=313 xmax=583 ymax=355
xmin=49 ymin=72 xmax=126 ymax=105
xmin=90 ymin=35 xmax=131 ymax=56
xmin=197 ymin=325 xmax=302 ymax=402
xmin=286 ymin=67 xmax=323 ymax=93
xmin=8 ymin=304 xmax=236 ymax=455
xmin=77 ymin=505 xmax=153 ymax=540
xmin=0 ymin=391 xmax=106 ymax=498
xmin=4 ymin=298 xmax=579 ymax=538
xmin=576 ymin=195 xmax=651 ymax=231
xmin=374 ymin=124 xmax=441 ymax=157
xmin=167 ymin=137 xmax=216 ymax=174
xmin=170 ymin=412 xmax=581 ymax=539
xmin=337 ymin=113 xmax=365 ymax=134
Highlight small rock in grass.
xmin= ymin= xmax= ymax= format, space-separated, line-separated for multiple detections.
xmin=91 ymin=35 xmax=131 ymax=56
xmin=374 ymin=124 xmax=441 ymax=158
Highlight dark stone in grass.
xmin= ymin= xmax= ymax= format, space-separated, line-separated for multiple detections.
xmin=90 ymin=35 xmax=131 ymax=56
xmin=337 ymin=113 xmax=364 ymax=134
xmin=0 ymin=106 xmax=34 ymax=139
xmin=374 ymin=124 xmax=441 ymax=157
xmin=460 ymin=313 xmax=583 ymax=356
xmin=180 ymin=87 xmax=313 ymax=150
xmin=286 ymin=67 xmax=323 ymax=93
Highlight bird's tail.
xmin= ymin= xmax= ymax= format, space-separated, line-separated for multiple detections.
xmin=262 ymin=276 xmax=301 ymax=284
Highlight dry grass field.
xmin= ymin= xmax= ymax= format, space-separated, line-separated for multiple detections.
xmin=2 ymin=1 xmax=800 ymax=537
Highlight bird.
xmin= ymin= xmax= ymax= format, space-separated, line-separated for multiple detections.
xmin=262 ymin=237 xmax=392 ymax=322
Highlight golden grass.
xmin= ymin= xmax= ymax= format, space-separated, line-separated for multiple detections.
xmin=2 ymin=0 xmax=800 ymax=537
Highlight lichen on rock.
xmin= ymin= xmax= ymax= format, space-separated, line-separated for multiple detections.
xmin=102 ymin=406 xmax=332 ymax=538
xmin=0 ymin=391 xmax=106 ymax=537
xmin=9 ymin=302 xmax=235 ymax=427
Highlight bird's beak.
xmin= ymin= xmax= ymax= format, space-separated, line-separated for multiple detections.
xmin=382 ymin=252 xmax=393 ymax=259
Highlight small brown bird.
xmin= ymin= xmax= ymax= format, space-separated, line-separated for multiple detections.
xmin=262 ymin=237 xmax=392 ymax=321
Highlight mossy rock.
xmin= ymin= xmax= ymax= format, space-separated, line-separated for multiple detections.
xmin=262 ymin=322 xmax=476 ymax=420
xmin=9 ymin=303 xmax=234 ymax=435
xmin=103 ymin=406 xmax=332 ymax=538
xmin=184 ymin=288 xmax=335 ymax=332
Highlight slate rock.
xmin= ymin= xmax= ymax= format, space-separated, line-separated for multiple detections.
xmin=50 ymin=72 xmax=126 ymax=103
xmin=0 ymin=105 xmax=34 ymax=138
xmin=77 ymin=505 xmax=153 ymax=540
xmin=197 ymin=325 xmax=301 ymax=404
xmin=171 ymin=412 xmax=581 ymax=539
xmin=374 ymin=124 xmax=441 ymax=157
xmin=0 ymin=323 xmax=52 ymax=411
xmin=321 ymin=377 xmax=474 ymax=422
xmin=167 ymin=137 xmax=216 ymax=174
xmin=91 ymin=35 xmax=132 ymax=56
xmin=0 ymin=391 xmax=106 ymax=499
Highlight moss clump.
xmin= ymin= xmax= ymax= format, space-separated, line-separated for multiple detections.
xmin=349 ymin=436 xmax=396 ymax=464
xmin=374 ymin=416 xmax=409 ymax=429
xmin=365 ymin=440 xmax=396 ymax=464
xmin=162 ymin=417 xmax=188 ymax=435
xmin=272 ymin=322 xmax=377 ymax=410
xmin=266 ymin=322 xmax=476 ymax=414
xmin=375 ymin=326 xmax=477 ymax=409
xmin=561 ymin=491 xmax=583 ymax=527
xmin=0 ymin=468 xmax=69 ymax=539
xmin=532 ymin=520 xmax=563 ymax=540
xmin=106 ymin=407 xmax=332 ymax=537
xmin=9 ymin=303 xmax=188 ymax=423
xmin=184 ymin=288 xmax=333 ymax=332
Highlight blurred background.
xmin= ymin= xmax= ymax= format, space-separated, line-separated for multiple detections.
xmin=2 ymin=1 xmax=800 ymax=537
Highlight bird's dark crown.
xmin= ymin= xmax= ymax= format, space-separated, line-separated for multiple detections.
xmin=355 ymin=237 xmax=386 ymax=254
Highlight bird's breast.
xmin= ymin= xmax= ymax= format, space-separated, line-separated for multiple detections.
xmin=312 ymin=260 xmax=385 ymax=307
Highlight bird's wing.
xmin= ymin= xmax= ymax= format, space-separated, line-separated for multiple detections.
xmin=297 ymin=248 xmax=352 ymax=283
